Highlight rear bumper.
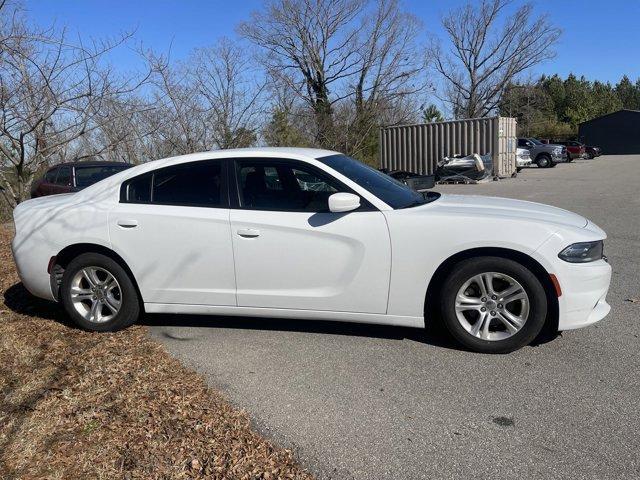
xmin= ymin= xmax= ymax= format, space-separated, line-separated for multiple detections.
xmin=11 ymin=232 xmax=56 ymax=301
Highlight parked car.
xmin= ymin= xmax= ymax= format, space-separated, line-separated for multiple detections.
xmin=517 ymin=138 xmax=566 ymax=168
xmin=553 ymin=141 xmax=585 ymax=161
xmin=515 ymin=147 xmax=532 ymax=172
xmin=12 ymin=148 xmax=611 ymax=354
xmin=584 ymin=145 xmax=602 ymax=159
xmin=31 ymin=161 xmax=133 ymax=198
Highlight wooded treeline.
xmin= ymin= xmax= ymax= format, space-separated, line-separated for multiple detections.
xmin=500 ymin=74 xmax=640 ymax=138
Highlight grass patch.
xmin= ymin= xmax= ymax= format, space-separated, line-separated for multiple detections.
xmin=0 ymin=225 xmax=313 ymax=479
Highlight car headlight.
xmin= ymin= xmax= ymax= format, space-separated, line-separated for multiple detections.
xmin=558 ymin=241 xmax=604 ymax=263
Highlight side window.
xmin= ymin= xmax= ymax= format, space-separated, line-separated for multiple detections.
xmin=292 ymin=168 xmax=338 ymax=192
xmin=241 ymin=166 xmax=283 ymax=191
xmin=125 ymin=173 xmax=152 ymax=203
xmin=44 ymin=168 xmax=58 ymax=183
xmin=55 ymin=166 xmax=72 ymax=186
xmin=236 ymin=160 xmax=342 ymax=212
xmin=153 ymin=161 xmax=223 ymax=206
xmin=121 ymin=160 xmax=225 ymax=207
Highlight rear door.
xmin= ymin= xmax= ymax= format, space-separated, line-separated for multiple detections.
xmin=229 ymin=158 xmax=391 ymax=314
xmin=109 ymin=159 xmax=236 ymax=306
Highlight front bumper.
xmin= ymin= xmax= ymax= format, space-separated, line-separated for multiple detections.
xmin=534 ymin=224 xmax=612 ymax=331
xmin=555 ymin=259 xmax=611 ymax=330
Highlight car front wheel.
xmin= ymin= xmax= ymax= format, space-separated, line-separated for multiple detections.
xmin=440 ymin=257 xmax=547 ymax=353
xmin=61 ymin=253 xmax=140 ymax=332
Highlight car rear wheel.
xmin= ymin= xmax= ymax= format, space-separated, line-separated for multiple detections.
xmin=440 ymin=257 xmax=547 ymax=353
xmin=61 ymin=253 xmax=140 ymax=332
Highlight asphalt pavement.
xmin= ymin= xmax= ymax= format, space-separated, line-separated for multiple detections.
xmin=147 ymin=155 xmax=640 ymax=480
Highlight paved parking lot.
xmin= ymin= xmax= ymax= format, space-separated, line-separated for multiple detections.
xmin=148 ymin=155 xmax=640 ymax=480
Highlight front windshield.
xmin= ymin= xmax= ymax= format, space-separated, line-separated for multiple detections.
xmin=529 ymin=138 xmax=543 ymax=145
xmin=317 ymin=154 xmax=439 ymax=209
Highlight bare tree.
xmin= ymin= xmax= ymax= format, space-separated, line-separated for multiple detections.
xmin=239 ymin=0 xmax=365 ymax=146
xmin=344 ymin=0 xmax=424 ymax=158
xmin=429 ymin=0 xmax=560 ymax=119
xmin=353 ymin=0 xmax=423 ymax=118
xmin=140 ymin=52 xmax=208 ymax=157
xmin=240 ymin=0 xmax=425 ymax=153
xmin=0 ymin=1 xmax=148 ymax=206
xmin=192 ymin=38 xmax=266 ymax=149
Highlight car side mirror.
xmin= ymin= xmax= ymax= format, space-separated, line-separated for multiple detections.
xmin=328 ymin=192 xmax=361 ymax=213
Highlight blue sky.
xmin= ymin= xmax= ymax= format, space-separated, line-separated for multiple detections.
xmin=23 ymin=0 xmax=640 ymax=84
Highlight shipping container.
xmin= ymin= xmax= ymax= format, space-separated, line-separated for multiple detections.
xmin=379 ymin=116 xmax=517 ymax=178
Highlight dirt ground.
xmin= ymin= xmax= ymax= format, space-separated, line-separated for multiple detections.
xmin=0 ymin=225 xmax=313 ymax=479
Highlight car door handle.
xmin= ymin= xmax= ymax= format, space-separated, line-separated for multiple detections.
xmin=117 ymin=219 xmax=138 ymax=229
xmin=237 ymin=228 xmax=260 ymax=238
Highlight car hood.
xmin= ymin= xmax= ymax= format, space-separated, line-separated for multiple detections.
xmin=425 ymin=194 xmax=588 ymax=229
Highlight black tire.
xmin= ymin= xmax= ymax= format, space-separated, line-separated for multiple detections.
xmin=536 ymin=154 xmax=552 ymax=168
xmin=549 ymin=161 xmax=557 ymax=168
xmin=61 ymin=252 xmax=140 ymax=332
xmin=587 ymin=153 xmax=594 ymax=159
xmin=439 ymin=257 xmax=547 ymax=354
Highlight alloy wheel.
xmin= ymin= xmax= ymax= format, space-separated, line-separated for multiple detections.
xmin=70 ymin=266 xmax=122 ymax=323
xmin=455 ymin=272 xmax=530 ymax=341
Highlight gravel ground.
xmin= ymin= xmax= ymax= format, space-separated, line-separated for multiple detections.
xmin=148 ymin=155 xmax=640 ymax=480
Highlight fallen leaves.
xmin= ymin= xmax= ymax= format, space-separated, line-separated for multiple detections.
xmin=0 ymin=224 xmax=313 ymax=479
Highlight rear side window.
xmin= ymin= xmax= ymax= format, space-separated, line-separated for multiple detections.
xmin=55 ymin=166 xmax=72 ymax=186
xmin=125 ymin=173 xmax=152 ymax=203
xmin=44 ymin=168 xmax=58 ymax=183
xmin=121 ymin=160 xmax=225 ymax=208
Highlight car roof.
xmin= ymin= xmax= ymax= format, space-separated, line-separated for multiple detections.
xmin=50 ymin=149 xmax=341 ymax=174
xmin=155 ymin=147 xmax=341 ymax=163
xmin=47 ymin=161 xmax=132 ymax=170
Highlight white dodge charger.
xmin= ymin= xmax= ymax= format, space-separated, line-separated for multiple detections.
xmin=11 ymin=148 xmax=611 ymax=353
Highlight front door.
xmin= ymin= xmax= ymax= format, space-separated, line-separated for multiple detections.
xmin=230 ymin=159 xmax=391 ymax=314
xmin=109 ymin=159 xmax=236 ymax=306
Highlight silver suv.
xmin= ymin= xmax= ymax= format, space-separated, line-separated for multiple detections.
xmin=517 ymin=138 xmax=566 ymax=168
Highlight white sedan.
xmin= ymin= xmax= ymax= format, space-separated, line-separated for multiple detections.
xmin=11 ymin=148 xmax=611 ymax=353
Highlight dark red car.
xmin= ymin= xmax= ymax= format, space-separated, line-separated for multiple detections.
xmin=31 ymin=161 xmax=133 ymax=198
xmin=553 ymin=141 xmax=586 ymax=161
